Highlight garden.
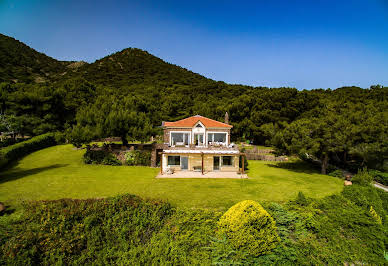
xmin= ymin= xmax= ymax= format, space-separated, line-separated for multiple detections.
xmin=0 ymin=144 xmax=343 ymax=210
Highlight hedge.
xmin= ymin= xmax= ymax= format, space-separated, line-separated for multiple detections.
xmin=0 ymin=133 xmax=56 ymax=169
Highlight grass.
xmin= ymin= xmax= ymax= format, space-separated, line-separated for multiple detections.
xmin=0 ymin=145 xmax=343 ymax=210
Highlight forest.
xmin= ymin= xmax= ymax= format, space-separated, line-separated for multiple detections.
xmin=0 ymin=33 xmax=387 ymax=175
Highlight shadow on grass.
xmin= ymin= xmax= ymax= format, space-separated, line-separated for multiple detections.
xmin=0 ymin=164 xmax=69 ymax=184
xmin=266 ymin=161 xmax=320 ymax=175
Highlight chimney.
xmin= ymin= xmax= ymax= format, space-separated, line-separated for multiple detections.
xmin=224 ymin=112 xmax=229 ymax=124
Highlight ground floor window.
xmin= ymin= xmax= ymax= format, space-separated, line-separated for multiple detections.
xmin=222 ymin=156 xmax=233 ymax=166
xmin=167 ymin=155 xmax=180 ymax=166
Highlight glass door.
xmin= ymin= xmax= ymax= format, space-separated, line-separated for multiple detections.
xmin=213 ymin=156 xmax=220 ymax=171
xmin=181 ymin=156 xmax=188 ymax=170
xmin=194 ymin=133 xmax=204 ymax=146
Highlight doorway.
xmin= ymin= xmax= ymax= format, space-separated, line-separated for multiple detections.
xmin=213 ymin=156 xmax=220 ymax=171
xmin=181 ymin=156 xmax=188 ymax=170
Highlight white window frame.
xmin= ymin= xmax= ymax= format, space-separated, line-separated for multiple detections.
xmin=207 ymin=131 xmax=228 ymax=146
xmin=169 ymin=131 xmax=191 ymax=147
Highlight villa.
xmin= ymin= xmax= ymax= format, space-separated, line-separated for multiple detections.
xmin=159 ymin=114 xmax=245 ymax=177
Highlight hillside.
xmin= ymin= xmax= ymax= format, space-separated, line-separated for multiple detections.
xmin=0 ymin=34 xmax=81 ymax=83
xmin=0 ymin=34 xmax=211 ymax=87
xmin=64 ymin=48 xmax=212 ymax=87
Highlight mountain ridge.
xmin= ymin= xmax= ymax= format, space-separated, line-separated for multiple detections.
xmin=0 ymin=33 xmax=212 ymax=87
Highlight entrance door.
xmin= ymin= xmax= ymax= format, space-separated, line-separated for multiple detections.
xmin=181 ymin=156 xmax=188 ymax=170
xmin=213 ymin=156 xmax=220 ymax=171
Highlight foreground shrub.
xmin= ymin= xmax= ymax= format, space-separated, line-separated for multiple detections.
xmin=352 ymin=168 xmax=373 ymax=186
xmin=217 ymin=200 xmax=280 ymax=256
xmin=125 ymin=150 xmax=151 ymax=166
xmin=369 ymin=169 xmax=388 ymax=186
xmin=0 ymin=194 xmax=173 ymax=265
xmin=0 ymin=133 xmax=56 ymax=169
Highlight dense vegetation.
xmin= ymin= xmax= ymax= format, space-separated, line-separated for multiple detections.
xmin=0 ymin=34 xmax=386 ymax=175
xmin=0 ymin=34 xmax=76 ymax=84
xmin=1 ymin=180 xmax=386 ymax=265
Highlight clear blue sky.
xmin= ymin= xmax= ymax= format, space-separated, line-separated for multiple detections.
xmin=0 ymin=0 xmax=387 ymax=89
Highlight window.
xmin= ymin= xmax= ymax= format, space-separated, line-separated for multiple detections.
xmin=207 ymin=133 xmax=227 ymax=144
xmin=168 ymin=156 xmax=180 ymax=166
xmin=222 ymin=156 xmax=233 ymax=166
xmin=171 ymin=132 xmax=190 ymax=146
xmin=195 ymin=123 xmax=203 ymax=128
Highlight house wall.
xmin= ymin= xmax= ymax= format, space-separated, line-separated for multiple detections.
xmin=163 ymin=128 xmax=231 ymax=145
xmin=162 ymin=153 xmax=239 ymax=173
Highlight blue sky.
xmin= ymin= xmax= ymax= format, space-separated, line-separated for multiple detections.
xmin=0 ymin=0 xmax=387 ymax=89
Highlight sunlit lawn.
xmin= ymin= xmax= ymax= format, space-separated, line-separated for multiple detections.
xmin=0 ymin=145 xmax=343 ymax=210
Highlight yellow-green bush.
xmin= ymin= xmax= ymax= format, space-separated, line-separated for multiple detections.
xmin=217 ymin=200 xmax=280 ymax=256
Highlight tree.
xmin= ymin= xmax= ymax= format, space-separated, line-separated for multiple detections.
xmin=69 ymin=94 xmax=155 ymax=146
xmin=273 ymin=112 xmax=350 ymax=174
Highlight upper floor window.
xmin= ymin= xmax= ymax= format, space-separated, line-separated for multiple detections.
xmin=195 ymin=124 xmax=203 ymax=128
xmin=170 ymin=132 xmax=190 ymax=146
xmin=207 ymin=133 xmax=227 ymax=145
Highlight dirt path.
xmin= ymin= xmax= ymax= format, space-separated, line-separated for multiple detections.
xmin=374 ymin=182 xmax=388 ymax=192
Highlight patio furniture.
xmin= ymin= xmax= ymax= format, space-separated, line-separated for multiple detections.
xmin=193 ymin=166 xmax=202 ymax=172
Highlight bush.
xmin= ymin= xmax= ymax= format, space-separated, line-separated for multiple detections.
xmin=239 ymin=154 xmax=249 ymax=171
xmin=369 ymin=206 xmax=382 ymax=224
xmin=295 ymin=191 xmax=308 ymax=206
xmin=217 ymin=200 xmax=280 ymax=256
xmin=102 ymin=153 xmax=121 ymax=166
xmin=328 ymin=169 xmax=344 ymax=178
xmin=53 ymin=131 xmax=66 ymax=144
xmin=83 ymin=149 xmax=121 ymax=166
xmin=0 ymin=133 xmax=56 ymax=169
xmin=125 ymin=150 xmax=151 ymax=166
xmin=0 ymin=194 xmax=173 ymax=265
xmin=369 ymin=169 xmax=388 ymax=186
xmin=352 ymin=168 xmax=373 ymax=186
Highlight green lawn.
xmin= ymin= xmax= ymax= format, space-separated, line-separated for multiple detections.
xmin=0 ymin=145 xmax=343 ymax=210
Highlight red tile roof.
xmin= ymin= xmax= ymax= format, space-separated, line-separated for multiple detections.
xmin=163 ymin=115 xmax=232 ymax=128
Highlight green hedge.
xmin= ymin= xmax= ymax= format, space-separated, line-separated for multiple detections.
xmin=83 ymin=149 xmax=121 ymax=166
xmin=0 ymin=133 xmax=56 ymax=169
xmin=125 ymin=150 xmax=151 ymax=166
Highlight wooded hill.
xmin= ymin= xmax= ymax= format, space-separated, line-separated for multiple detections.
xmin=0 ymin=33 xmax=387 ymax=174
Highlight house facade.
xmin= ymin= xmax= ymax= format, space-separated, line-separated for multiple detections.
xmin=160 ymin=114 xmax=243 ymax=175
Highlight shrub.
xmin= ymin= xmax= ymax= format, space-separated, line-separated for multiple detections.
xmin=295 ymin=191 xmax=308 ymax=206
xmin=0 ymin=194 xmax=174 ymax=265
xmin=83 ymin=149 xmax=121 ymax=166
xmin=102 ymin=153 xmax=121 ymax=166
xmin=217 ymin=200 xmax=280 ymax=256
xmin=328 ymin=169 xmax=344 ymax=178
xmin=369 ymin=169 xmax=388 ymax=186
xmin=239 ymin=154 xmax=249 ymax=170
xmin=125 ymin=150 xmax=151 ymax=166
xmin=352 ymin=168 xmax=373 ymax=186
xmin=342 ymin=184 xmax=385 ymax=222
xmin=369 ymin=206 xmax=382 ymax=224
xmin=0 ymin=133 xmax=56 ymax=169
xmin=53 ymin=131 xmax=66 ymax=144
